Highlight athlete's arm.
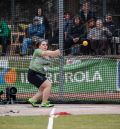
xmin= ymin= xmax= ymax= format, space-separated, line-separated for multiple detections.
xmin=41 ymin=49 xmax=61 ymax=57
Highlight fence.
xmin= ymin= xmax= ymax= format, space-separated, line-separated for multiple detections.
xmin=0 ymin=0 xmax=120 ymax=104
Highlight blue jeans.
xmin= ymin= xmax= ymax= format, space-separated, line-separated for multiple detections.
xmin=21 ymin=38 xmax=32 ymax=54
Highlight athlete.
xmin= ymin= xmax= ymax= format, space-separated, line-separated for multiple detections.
xmin=27 ymin=39 xmax=61 ymax=107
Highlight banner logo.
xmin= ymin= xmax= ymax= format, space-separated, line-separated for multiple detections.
xmin=0 ymin=68 xmax=17 ymax=85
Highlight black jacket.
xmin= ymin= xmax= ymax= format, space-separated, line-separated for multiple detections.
xmin=104 ymin=21 xmax=116 ymax=35
xmin=79 ymin=11 xmax=96 ymax=23
xmin=68 ymin=24 xmax=87 ymax=40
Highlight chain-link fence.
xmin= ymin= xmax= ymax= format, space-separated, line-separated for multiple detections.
xmin=0 ymin=0 xmax=120 ymax=104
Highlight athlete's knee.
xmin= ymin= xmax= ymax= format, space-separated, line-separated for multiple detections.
xmin=41 ymin=80 xmax=52 ymax=89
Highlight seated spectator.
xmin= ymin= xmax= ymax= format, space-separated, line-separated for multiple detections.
xmin=86 ymin=18 xmax=96 ymax=54
xmin=104 ymin=13 xmax=116 ymax=34
xmin=0 ymin=17 xmax=11 ymax=56
xmin=87 ymin=18 xmax=96 ymax=32
xmin=104 ymin=13 xmax=117 ymax=54
xmin=64 ymin=15 xmax=87 ymax=55
xmin=79 ymin=0 xmax=96 ymax=24
xmin=20 ymin=17 xmax=45 ymax=56
xmin=87 ymin=19 xmax=112 ymax=55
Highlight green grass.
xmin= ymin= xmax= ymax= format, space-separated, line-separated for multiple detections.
xmin=0 ymin=115 xmax=120 ymax=129
xmin=0 ymin=116 xmax=48 ymax=129
xmin=54 ymin=115 xmax=120 ymax=129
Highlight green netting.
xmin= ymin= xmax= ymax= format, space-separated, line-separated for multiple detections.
xmin=0 ymin=56 xmax=120 ymax=103
xmin=0 ymin=0 xmax=120 ymax=104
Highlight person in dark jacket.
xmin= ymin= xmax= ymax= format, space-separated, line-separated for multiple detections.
xmin=64 ymin=15 xmax=87 ymax=55
xmin=104 ymin=13 xmax=116 ymax=34
xmin=79 ymin=0 xmax=96 ymax=24
xmin=104 ymin=13 xmax=117 ymax=54
xmin=64 ymin=12 xmax=72 ymax=40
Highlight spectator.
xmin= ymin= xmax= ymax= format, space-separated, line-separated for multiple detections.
xmin=50 ymin=12 xmax=72 ymax=49
xmin=104 ymin=13 xmax=117 ymax=54
xmin=87 ymin=18 xmax=96 ymax=54
xmin=79 ymin=0 xmax=96 ymax=24
xmin=87 ymin=19 xmax=112 ymax=55
xmin=65 ymin=15 xmax=87 ymax=55
xmin=0 ymin=17 xmax=11 ymax=56
xmin=20 ymin=17 xmax=45 ymax=56
xmin=35 ymin=8 xmax=51 ymax=39
xmin=87 ymin=18 xmax=96 ymax=32
xmin=64 ymin=12 xmax=72 ymax=40
xmin=104 ymin=13 xmax=116 ymax=34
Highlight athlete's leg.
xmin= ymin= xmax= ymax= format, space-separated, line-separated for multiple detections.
xmin=40 ymin=80 xmax=54 ymax=107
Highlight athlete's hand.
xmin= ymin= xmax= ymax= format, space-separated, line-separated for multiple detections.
xmin=55 ymin=49 xmax=61 ymax=56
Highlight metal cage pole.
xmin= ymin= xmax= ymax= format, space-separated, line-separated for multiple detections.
xmin=11 ymin=0 xmax=15 ymax=23
xmin=58 ymin=0 xmax=65 ymax=101
xmin=103 ymin=0 xmax=107 ymax=17
xmin=11 ymin=0 xmax=15 ymax=32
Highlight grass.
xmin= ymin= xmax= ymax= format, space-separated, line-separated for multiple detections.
xmin=0 ymin=115 xmax=120 ymax=129
xmin=54 ymin=115 xmax=120 ymax=129
xmin=0 ymin=116 xmax=48 ymax=129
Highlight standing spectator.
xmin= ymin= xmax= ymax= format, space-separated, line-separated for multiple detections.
xmin=65 ymin=15 xmax=87 ymax=55
xmin=51 ymin=12 xmax=72 ymax=48
xmin=35 ymin=8 xmax=51 ymax=39
xmin=64 ymin=12 xmax=72 ymax=40
xmin=0 ymin=17 xmax=11 ymax=56
xmin=104 ymin=13 xmax=116 ymax=54
xmin=20 ymin=17 xmax=45 ymax=56
xmin=79 ymin=0 xmax=96 ymax=24
xmin=87 ymin=19 xmax=112 ymax=55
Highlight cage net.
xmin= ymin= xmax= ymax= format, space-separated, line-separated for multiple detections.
xmin=0 ymin=0 xmax=120 ymax=104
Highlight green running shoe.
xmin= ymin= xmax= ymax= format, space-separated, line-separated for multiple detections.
xmin=28 ymin=98 xmax=39 ymax=107
xmin=41 ymin=101 xmax=54 ymax=107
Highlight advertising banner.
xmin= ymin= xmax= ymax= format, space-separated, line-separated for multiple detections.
xmin=0 ymin=59 xmax=117 ymax=93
